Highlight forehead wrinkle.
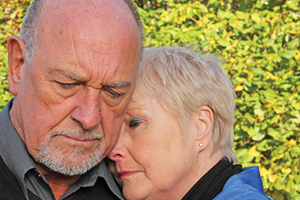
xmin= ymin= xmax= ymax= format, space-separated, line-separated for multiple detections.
xmin=111 ymin=45 xmax=140 ymax=82
xmin=68 ymin=31 xmax=115 ymax=85
xmin=70 ymin=30 xmax=81 ymax=72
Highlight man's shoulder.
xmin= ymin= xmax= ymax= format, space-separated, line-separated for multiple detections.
xmin=0 ymin=155 xmax=120 ymax=200
xmin=213 ymin=166 xmax=273 ymax=200
xmin=0 ymin=154 xmax=26 ymax=199
xmin=70 ymin=177 xmax=121 ymax=200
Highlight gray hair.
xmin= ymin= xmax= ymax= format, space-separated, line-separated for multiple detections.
xmin=134 ymin=46 xmax=237 ymax=162
xmin=20 ymin=0 xmax=144 ymax=65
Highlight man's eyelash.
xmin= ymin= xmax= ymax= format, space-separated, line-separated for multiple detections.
xmin=108 ymin=90 xmax=122 ymax=98
xmin=56 ymin=81 xmax=77 ymax=89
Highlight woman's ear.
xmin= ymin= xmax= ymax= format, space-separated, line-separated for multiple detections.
xmin=192 ymin=106 xmax=214 ymax=150
xmin=8 ymin=36 xmax=27 ymax=96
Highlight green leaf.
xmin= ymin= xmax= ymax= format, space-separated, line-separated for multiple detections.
xmin=186 ymin=7 xmax=194 ymax=18
xmin=262 ymin=38 xmax=275 ymax=46
xmin=248 ymin=127 xmax=265 ymax=141
xmin=207 ymin=0 xmax=217 ymax=5
xmin=251 ymin=13 xmax=261 ymax=24
xmin=235 ymin=11 xmax=249 ymax=19
xmin=267 ymin=128 xmax=280 ymax=140
xmin=280 ymin=49 xmax=296 ymax=59
xmin=217 ymin=39 xmax=230 ymax=47
xmin=274 ymin=177 xmax=285 ymax=190
xmin=241 ymin=125 xmax=249 ymax=132
xmin=9 ymin=12 xmax=17 ymax=19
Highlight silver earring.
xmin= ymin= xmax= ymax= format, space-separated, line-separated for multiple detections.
xmin=199 ymin=143 xmax=203 ymax=147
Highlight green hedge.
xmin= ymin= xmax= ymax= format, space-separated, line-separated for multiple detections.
xmin=1 ymin=0 xmax=299 ymax=199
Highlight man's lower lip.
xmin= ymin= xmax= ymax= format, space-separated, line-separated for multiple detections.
xmin=58 ymin=135 xmax=98 ymax=147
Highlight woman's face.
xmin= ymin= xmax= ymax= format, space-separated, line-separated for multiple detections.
xmin=108 ymin=95 xmax=200 ymax=200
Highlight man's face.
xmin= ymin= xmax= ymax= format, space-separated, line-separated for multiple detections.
xmin=10 ymin=0 xmax=142 ymax=176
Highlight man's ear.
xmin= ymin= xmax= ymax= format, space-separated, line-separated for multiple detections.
xmin=193 ymin=106 xmax=214 ymax=150
xmin=8 ymin=36 xmax=27 ymax=96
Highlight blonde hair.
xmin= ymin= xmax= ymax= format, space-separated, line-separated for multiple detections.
xmin=134 ymin=46 xmax=237 ymax=162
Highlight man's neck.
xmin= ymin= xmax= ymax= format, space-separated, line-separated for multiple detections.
xmin=36 ymin=163 xmax=81 ymax=200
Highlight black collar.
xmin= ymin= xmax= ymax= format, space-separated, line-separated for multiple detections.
xmin=182 ymin=158 xmax=242 ymax=200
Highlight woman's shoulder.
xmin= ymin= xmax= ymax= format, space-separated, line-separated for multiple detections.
xmin=213 ymin=166 xmax=273 ymax=200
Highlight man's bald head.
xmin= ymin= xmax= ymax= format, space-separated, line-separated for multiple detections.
xmin=20 ymin=0 xmax=144 ymax=65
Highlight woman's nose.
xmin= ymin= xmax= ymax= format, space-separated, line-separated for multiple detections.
xmin=108 ymin=125 xmax=128 ymax=161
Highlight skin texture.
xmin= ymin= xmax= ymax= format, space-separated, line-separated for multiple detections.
xmin=108 ymin=94 xmax=223 ymax=200
xmin=7 ymin=0 xmax=142 ymax=198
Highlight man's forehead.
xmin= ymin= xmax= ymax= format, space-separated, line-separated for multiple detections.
xmin=36 ymin=0 xmax=140 ymax=54
xmin=39 ymin=0 xmax=135 ymax=26
xmin=32 ymin=0 xmax=141 ymax=89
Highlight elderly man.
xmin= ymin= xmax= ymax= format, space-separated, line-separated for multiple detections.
xmin=0 ymin=0 xmax=143 ymax=199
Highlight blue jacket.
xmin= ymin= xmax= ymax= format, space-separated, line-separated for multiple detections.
xmin=214 ymin=166 xmax=273 ymax=200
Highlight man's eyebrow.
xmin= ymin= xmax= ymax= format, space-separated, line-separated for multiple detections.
xmin=51 ymin=69 xmax=85 ymax=82
xmin=51 ymin=69 xmax=133 ymax=88
xmin=103 ymin=81 xmax=132 ymax=88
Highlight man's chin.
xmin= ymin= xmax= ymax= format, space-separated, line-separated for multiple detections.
xmin=34 ymin=145 xmax=104 ymax=176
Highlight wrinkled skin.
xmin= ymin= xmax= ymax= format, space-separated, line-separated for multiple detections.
xmin=8 ymin=0 xmax=142 ymax=198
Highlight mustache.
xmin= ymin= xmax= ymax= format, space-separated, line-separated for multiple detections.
xmin=49 ymin=129 xmax=104 ymax=140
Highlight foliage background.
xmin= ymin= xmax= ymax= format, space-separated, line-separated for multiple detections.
xmin=0 ymin=0 xmax=299 ymax=199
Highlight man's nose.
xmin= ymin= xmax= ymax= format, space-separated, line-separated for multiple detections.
xmin=71 ymin=91 xmax=101 ymax=130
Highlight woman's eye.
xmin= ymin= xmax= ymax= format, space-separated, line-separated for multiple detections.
xmin=129 ymin=117 xmax=143 ymax=130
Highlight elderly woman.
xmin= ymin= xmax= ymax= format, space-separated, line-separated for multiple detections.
xmin=108 ymin=46 xmax=272 ymax=200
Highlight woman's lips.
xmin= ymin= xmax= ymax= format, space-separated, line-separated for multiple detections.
xmin=118 ymin=170 xmax=139 ymax=179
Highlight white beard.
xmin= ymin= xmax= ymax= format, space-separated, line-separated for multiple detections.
xmin=34 ymin=129 xmax=104 ymax=176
